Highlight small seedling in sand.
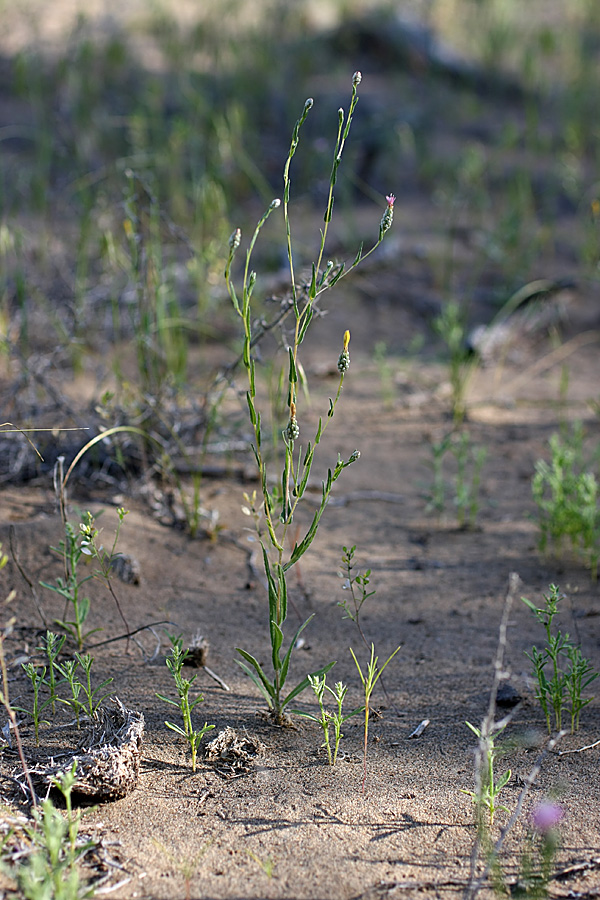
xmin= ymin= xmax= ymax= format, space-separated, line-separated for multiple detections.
xmin=1 ymin=762 xmax=97 ymax=899
xmin=40 ymin=520 xmax=97 ymax=651
xmin=350 ymin=643 xmax=400 ymax=792
xmin=461 ymin=720 xmax=511 ymax=826
xmin=532 ymin=424 xmax=600 ymax=578
xmin=523 ymin=584 xmax=598 ymax=733
xmin=17 ymin=663 xmax=53 ymax=746
xmin=55 ymin=653 xmax=113 ymax=729
xmin=38 ymin=630 xmax=66 ymax=715
xmin=292 ymin=674 xmax=362 ymax=766
xmin=157 ymin=634 xmax=215 ymax=771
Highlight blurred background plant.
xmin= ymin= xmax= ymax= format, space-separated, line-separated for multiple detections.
xmin=1 ymin=0 xmax=600 ymax=525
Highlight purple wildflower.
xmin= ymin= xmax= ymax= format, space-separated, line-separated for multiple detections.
xmin=531 ymin=802 xmax=564 ymax=832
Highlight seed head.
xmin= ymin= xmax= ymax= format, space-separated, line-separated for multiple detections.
xmin=380 ymin=194 xmax=395 ymax=236
xmin=337 ymin=330 xmax=351 ymax=373
xmin=285 ymin=401 xmax=300 ymax=441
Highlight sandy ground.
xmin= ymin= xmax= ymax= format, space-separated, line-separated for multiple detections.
xmin=1 ymin=282 xmax=600 ymax=899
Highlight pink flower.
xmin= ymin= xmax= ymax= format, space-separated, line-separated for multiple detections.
xmin=386 ymin=194 xmax=396 ymax=207
xmin=531 ymin=802 xmax=563 ymax=832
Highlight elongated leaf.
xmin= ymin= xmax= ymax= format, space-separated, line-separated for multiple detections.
xmin=329 ymin=263 xmax=345 ymax=287
xmin=246 ymin=392 xmax=257 ymax=427
xmin=155 ymin=693 xmax=179 ymax=707
xmin=236 ymin=650 xmax=275 ymax=703
xmin=165 ymin=721 xmax=187 ymax=737
xmin=271 ymin=619 xmax=284 ymax=673
xmin=262 ymin=547 xmax=278 ymax=624
xmin=309 ymin=263 xmax=317 ymax=300
xmin=288 ymin=347 xmax=298 ymax=384
xmin=277 ymin=563 xmax=288 ymax=625
xmin=352 ymin=242 xmax=364 ymax=267
xmin=280 ymin=614 xmax=315 ymax=688
xmin=298 ymin=307 xmax=313 ymax=345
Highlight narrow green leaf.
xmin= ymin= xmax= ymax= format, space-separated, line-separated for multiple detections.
xmin=309 ymin=263 xmax=317 ymax=300
xmin=280 ymin=614 xmax=315 ymax=687
xmin=271 ymin=620 xmax=284 ymax=672
xmin=288 ymin=347 xmax=297 ymax=384
xmin=329 ymin=263 xmax=345 ymax=287
xmin=298 ymin=307 xmax=313 ymax=345
xmin=236 ymin=650 xmax=275 ymax=701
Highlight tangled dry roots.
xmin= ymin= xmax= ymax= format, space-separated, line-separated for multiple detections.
xmin=29 ymin=699 xmax=144 ymax=801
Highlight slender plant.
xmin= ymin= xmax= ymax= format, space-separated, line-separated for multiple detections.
xmin=523 ymin=585 xmax=598 ymax=733
xmin=338 ymin=545 xmax=375 ymax=648
xmin=72 ymin=653 xmax=113 ymax=721
xmin=433 ymin=300 xmax=471 ymax=425
xmin=426 ymin=431 xmax=487 ymax=528
xmin=292 ymin=674 xmax=362 ymax=766
xmin=38 ymin=630 xmax=66 ymax=715
xmin=224 ymin=72 xmax=395 ymax=723
xmin=461 ymin=720 xmax=512 ymax=826
xmin=3 ymin=762 xmax=97 ymax=900
xmin=156 ymin=634 xmax=215 ymax=771
xmin=532 ymin=424 xmax=600 ymax=579
xmin=18 ymin=663 xmax=53 ymax=746
xmin=56 ymin=658 xmax=84 ymax=729
xmin=40 ymin=520 xmax=96 ymax=651
xmin=350 ymin=643 xmax=400 ymax=793
xmin=78 ymin=508 xmax=131 ymax=646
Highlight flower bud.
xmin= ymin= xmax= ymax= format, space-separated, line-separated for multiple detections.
xmin=337 ymin=330 xmax=351 ymax=373
xmin=348 ymin=449 xmax=361 ymax=464
xmin=380 ymin=194 xmax=395 ymax=236
xmin=285 ymin=416 xmax=300 ymax=441
xmin=352 ymin=71 xmax=362 ymax=86
xmin=285 ymin=402 xmax=300 ymax=441
xmin=229 ymin=228 xmax=241 ymax=250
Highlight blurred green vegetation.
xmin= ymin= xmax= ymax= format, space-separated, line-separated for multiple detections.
xmin=1 ymin=0 xmax=599 ymax=417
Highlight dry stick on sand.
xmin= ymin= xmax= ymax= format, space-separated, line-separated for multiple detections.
xmin=463 ymin=571 xmax=565 ymax=900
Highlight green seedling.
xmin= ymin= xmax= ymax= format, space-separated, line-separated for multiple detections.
xmin=73 ymin=653 xmax=113 ymax=722
xmin=426 ymin=430 xmax=487 ymax=528
xmin=532 ymin=424 xmax=600 ymax=579
xmin=156 ymin=635 xmax=215 ymax=771
xmin=38 ymin=630 xmax=66 ymax=715
xmin=40 ymin=520 xmax=96 ymax=651
xmin=225 ymin=73 xmax=395 ymax=723
xmin=433 ymin=300 xmax=471 ymax=425
xmin=247 ymin=850 xmax=276 ymax=879
xmin=4 ymin=761 xmax=97 ymax=900
xmin=461 ymin=720 xmax=512 ymax=826
xmin=350 ymin=643 xmax=401 ymax=792
xmin=427 ymin=433 xmax=453 ymax=516
xmin=56 ymin=659 xmax=84 ymax=729
xmin=18 ymin=663 xmax=53 ymax=746
xmin=292 ymin=674 xmax=362 ymax=766
xmin=452 ymin=431 xmax=487 ymax=529
xmin=523 ymin=585 xmax=598 ymax=733
xmin=338 ymin=545 xmax=375 ymax=645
